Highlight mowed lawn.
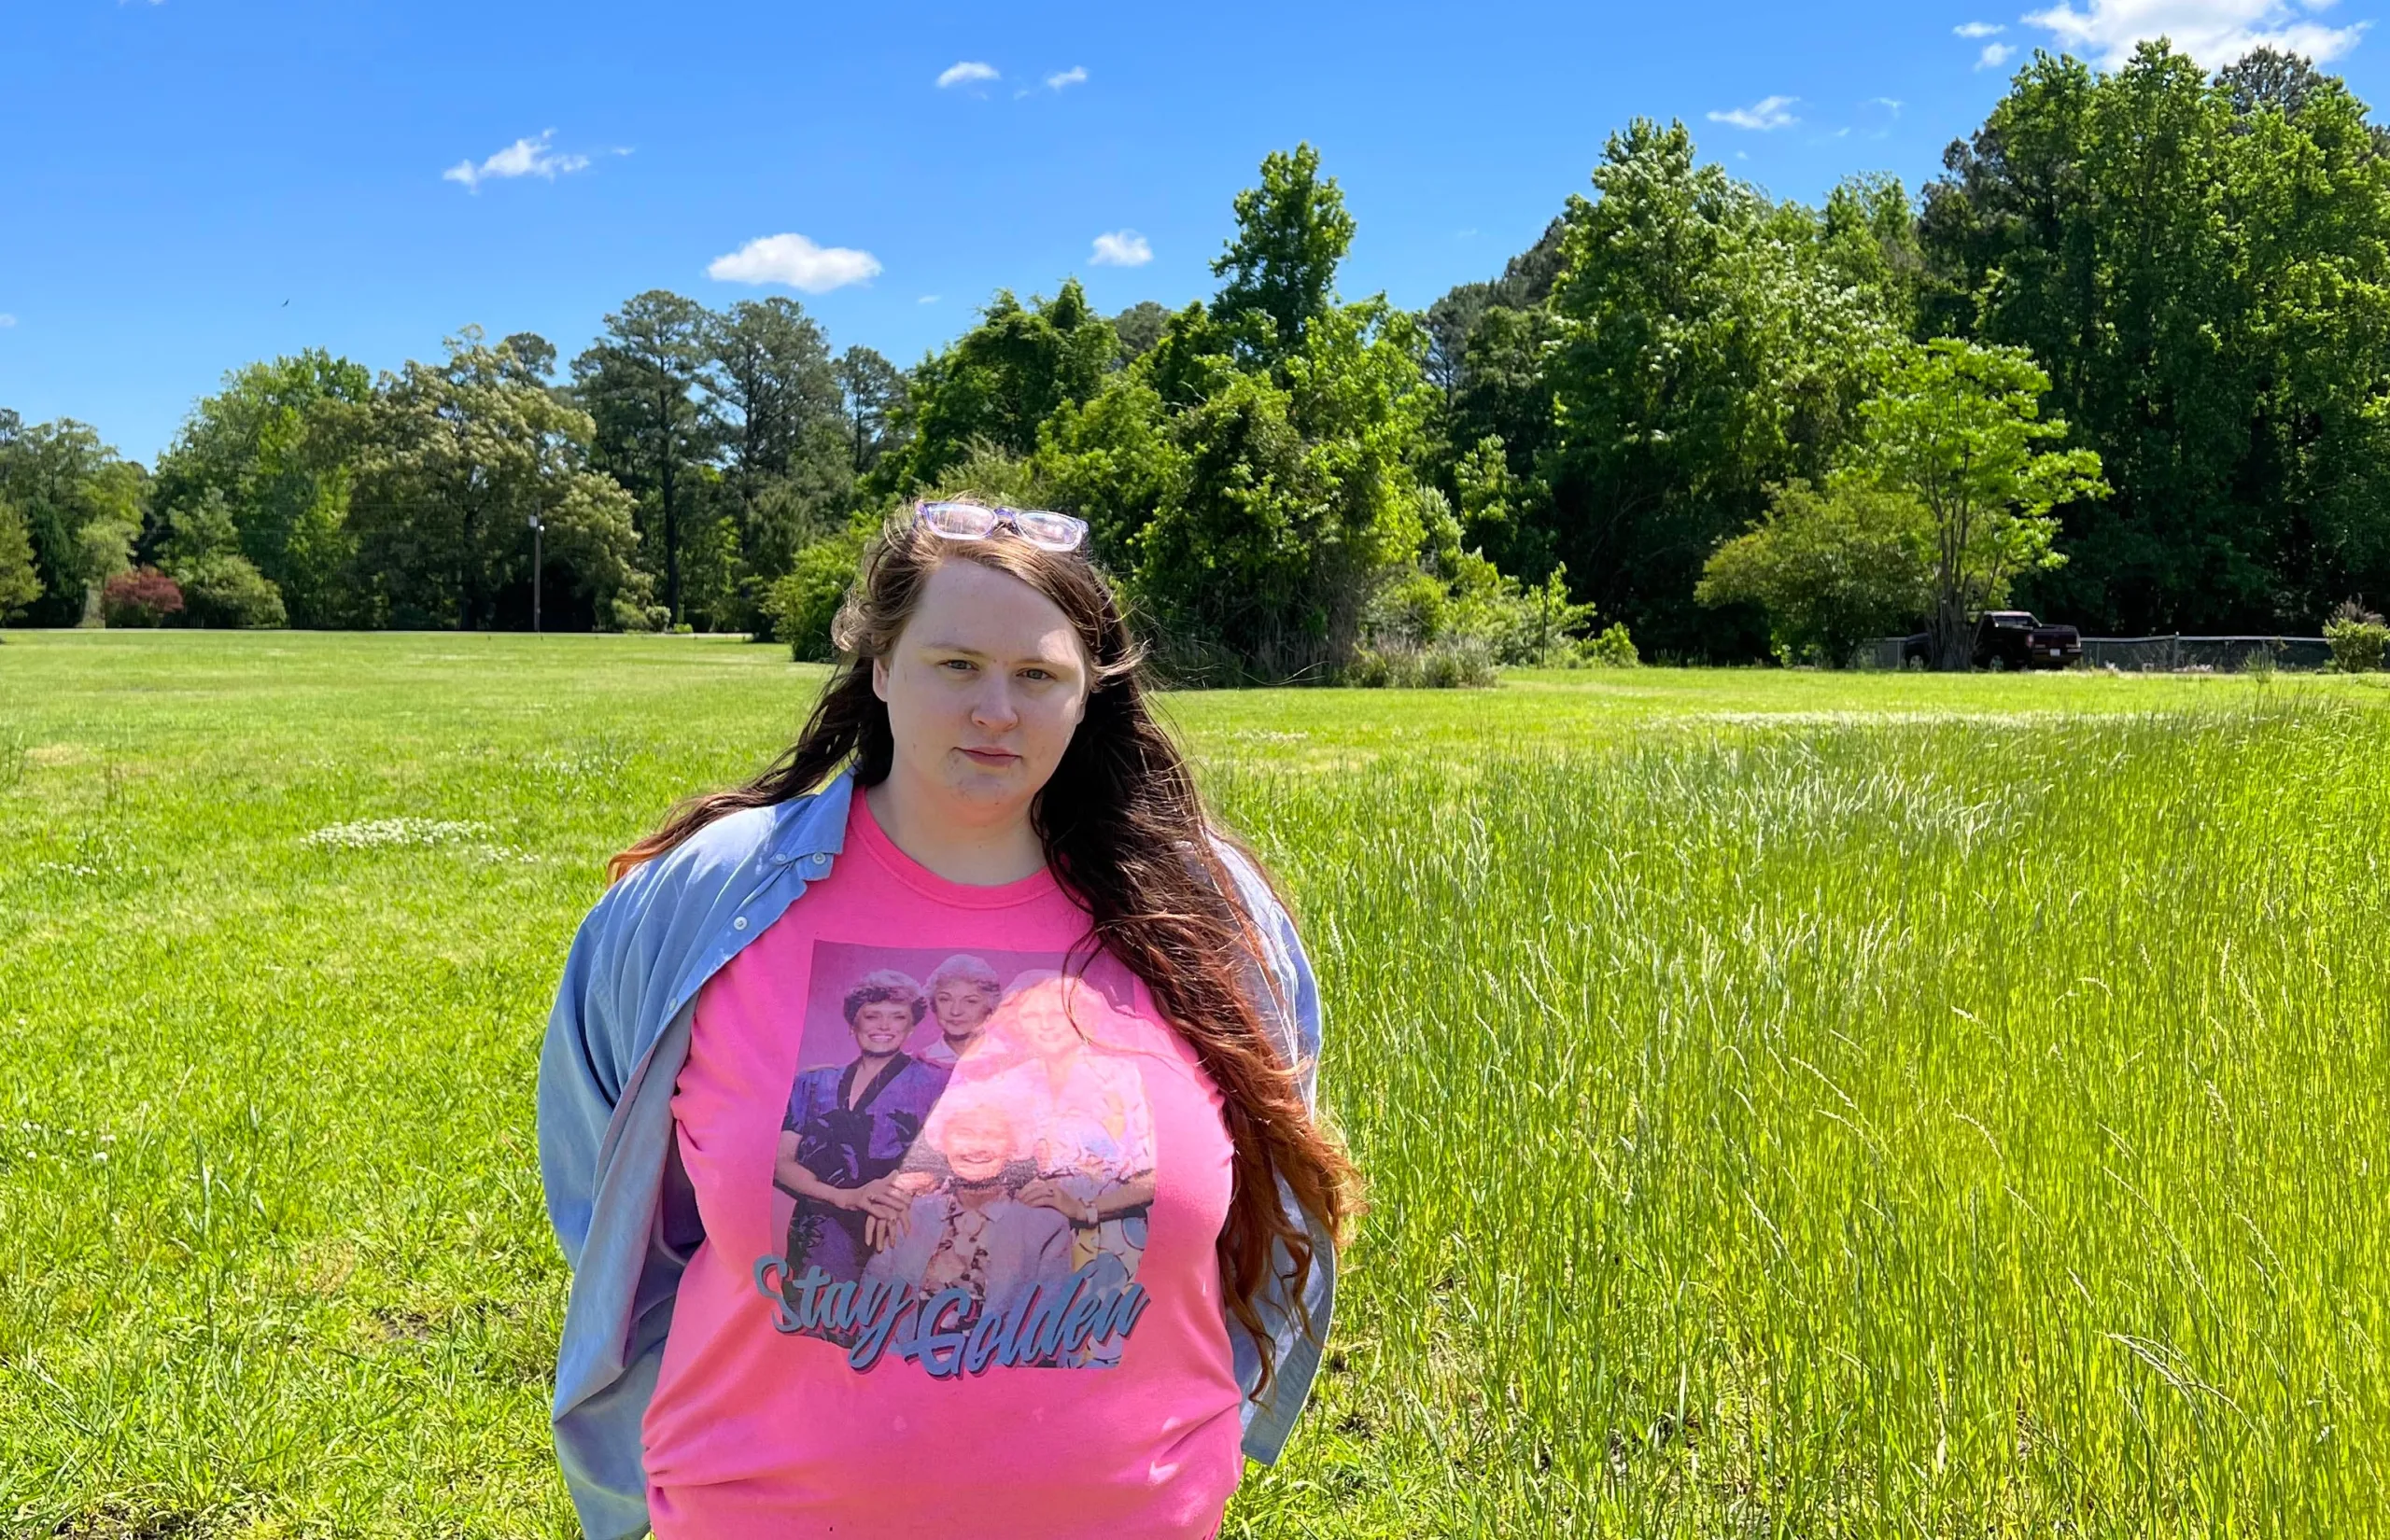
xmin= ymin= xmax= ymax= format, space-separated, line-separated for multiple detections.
xmin=5 ymin=630 xmax=2388 ymax=1538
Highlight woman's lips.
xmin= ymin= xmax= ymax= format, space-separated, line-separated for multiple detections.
xmin=960 ymin=748 xmax=1019 ymax=764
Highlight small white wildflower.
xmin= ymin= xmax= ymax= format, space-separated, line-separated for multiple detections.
xmin=304 ymin=818 xmax=494 ymax=851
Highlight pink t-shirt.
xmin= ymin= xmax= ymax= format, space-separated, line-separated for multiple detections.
xmin=643 ymin=789 xmax=1244 ymax=1538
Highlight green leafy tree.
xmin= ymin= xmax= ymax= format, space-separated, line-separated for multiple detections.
xmin=573 ymin=290 xmax=716 ymax=623
xmin=1696 ymin=477 xmax=1934 ymax=664
xmin=1817 ymin=173 xmax=1926 ymax=332
xmin=834 ymin=346 xmax=908 ymax=476
xmin=1210 ymin=143 xmax=1357 ymax=366
xmin=355 ymin=330 xmax=649 ymax=631
xmin=1033 ymin=378 xmax=1186 ymax=567
xmin=704 ymin=299 xmax=851 ymax=628
xmin=1540 ymin=118 xmax=1893 ymax=658
xmin=1918 ymin=42 xmax=2390 ymax=630
xmin=155 ymin=487 xmax=288 ymax=627
xmin=1854 ymin=340 xmax=2106 ymax=669
xmin=1423 ymin=216 xmax=1566 ymax=397
xmin=1110 ymin=302 xmax=1173 ymax=365
xmin=145 ymin=350 xmax=373 ymax=627
xmin=766 ymin=523 xmax=872 ymax=661
xmin=0 ymin=413 xmax=147 ymax=626
xmin=1444 ymin=310 xmax=1560 ymax=576
xmin=1129 ymin=297 xmax=1435 ymax=677
xmin=886 ymin=283 xmax=1117 ymax=491
xmin=0 ymin=498 xmax=41 ymax=628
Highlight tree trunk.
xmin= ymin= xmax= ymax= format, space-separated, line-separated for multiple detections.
xmin=660 ymin=411 xmax=682 ymax=625
xmin=1932 ymin=595 xmax=1972 ymax=671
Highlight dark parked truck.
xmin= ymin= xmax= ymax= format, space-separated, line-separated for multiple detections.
xmin=1902 ymin=611 xmax=2084 ymax=670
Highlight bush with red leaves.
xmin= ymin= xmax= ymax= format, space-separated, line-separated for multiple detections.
xmin=101 ymin=567 xmax=185 ymax=628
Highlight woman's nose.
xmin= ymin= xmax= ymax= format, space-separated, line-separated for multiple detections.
xmin=971 ymin=678 xmax=1019 ymax=726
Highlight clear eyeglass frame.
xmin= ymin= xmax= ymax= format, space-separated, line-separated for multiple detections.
xmin=913 ymin=498 xmax=1090 ymax=553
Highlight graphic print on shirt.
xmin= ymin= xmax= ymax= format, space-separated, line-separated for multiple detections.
xmin=754 ymin=941 xmax=1159 ymax=1379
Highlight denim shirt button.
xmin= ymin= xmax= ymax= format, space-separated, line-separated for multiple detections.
xmin=732 ymin=916 xmax=748 ymax=931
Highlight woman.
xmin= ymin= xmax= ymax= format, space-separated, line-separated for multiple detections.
xmin=856 ymin=1088 xmax=1076 ymax=1365
xmin=915 ymin=953 xmax=1003 ymax=1070
xmin=773 ymin=969 xmax=949 ymax=1292
xmin=538 ymin=497 xmax=1358 ymax=1539
xmin=991 ymin=970 xmax=1159 ymax=1367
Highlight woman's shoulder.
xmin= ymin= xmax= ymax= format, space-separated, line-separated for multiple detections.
xmin=589 ymin=800 xmax=794 ymax=930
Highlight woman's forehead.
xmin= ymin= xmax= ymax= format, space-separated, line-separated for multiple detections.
xmin=907 ymin=559 xmax=1088 ymax=668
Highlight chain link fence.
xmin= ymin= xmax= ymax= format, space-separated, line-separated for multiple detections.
xmin=1857 ymin=635 xmax=2333 ymax=672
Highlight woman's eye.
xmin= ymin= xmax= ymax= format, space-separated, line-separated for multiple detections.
xmin=941 ymin=658 xmax=977 ymax=672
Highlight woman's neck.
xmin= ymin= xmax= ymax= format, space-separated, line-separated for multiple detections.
xmin=867 ymin=774 xmax=1046 ymax=886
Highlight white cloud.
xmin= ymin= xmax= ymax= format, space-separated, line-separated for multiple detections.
xmin=1870 ymin=95 xmax=1905 ymax=113
xmin=443 ymin=130 xmax=592 ymax=192
xmin=707 ymin=233 xmax=884 ymax=293
xmin=1090 ymin=230 xmax=1153 ymax=267
xmin=1955 ymin=20 xmax=2007 ymax=35
xmin=1708 ymin=94 xmax=1799 ymax=130
xmin=2022 ymin=0 xmax=2368 ymax=65
xmin=919 ymin=294 xmax=941 ymax=304
xmin=1046 ymin=65 xmax=1089 ymax=90
xmin=1978 ymin=40 xmax=2020 ymax=65
xmin=938 ymin=61 xmax=999 ymax=88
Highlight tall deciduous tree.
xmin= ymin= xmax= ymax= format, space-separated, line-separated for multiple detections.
xmin=353 ymin=330 xmax=649 ymax=631
xmin=1210 ymin=143 xmax=1357 ymax=366
xmin=0 ymin=498 xmax=41 ymax=627
xmin=706 ymin=299 xmax=851 ymax=616
xmin=145 ymin=350 xmax=373 ymax=627
xmin=1854 ymin=340 xmax=2106 ymax=668
xmin=574 ymin=290 xmax=715 ymax=623
xmin=1918 ymin=42 xmax=2390 ymax=630
xmin=833 ymin=345 xmax=907 ymax=477
xmin=0 ymin=412 xmax=147 ymax=626
xmin=886 ymin=282 xmax=1116 ymax=491
xmin=1540 ymin=118 xmax=1891 ymax=657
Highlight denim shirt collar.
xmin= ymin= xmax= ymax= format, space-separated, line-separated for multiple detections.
xmin=764 ymin=766 xmax=856 ymax=870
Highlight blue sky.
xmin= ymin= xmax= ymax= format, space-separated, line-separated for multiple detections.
xmin=4 ymin=0 xmax=2382 ymax=462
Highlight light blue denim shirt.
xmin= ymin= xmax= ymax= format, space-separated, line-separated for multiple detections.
xmin=536 ymin=768 xmax=1337 ymax=1539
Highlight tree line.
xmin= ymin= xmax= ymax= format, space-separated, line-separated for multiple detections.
xmin=5 ymin=40 xmax=2385 ymax=673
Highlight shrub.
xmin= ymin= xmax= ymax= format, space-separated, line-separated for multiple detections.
xmin=1366 ymin=497 xmax=1601 ymax=666
xmin=1695 ymin=478 xmax=1933 ymax=665
xmin=101 ymin=567 xmax=184 ymax=627
xmin=1343 ymin=637 xmax=1499 ymax=689
xmin=175 ymin=553 xmax=288 ymax=628
xmin=766 ymin=526 xmax=870 ymax=662
xmin=1576 ymin=622 xmax=1640 ymax=668
xmin=2325 ymin=600 xmax=2388 ymax=674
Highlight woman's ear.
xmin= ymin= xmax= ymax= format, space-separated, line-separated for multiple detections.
xmin=871 ymin=654 xmax=890 ymax=702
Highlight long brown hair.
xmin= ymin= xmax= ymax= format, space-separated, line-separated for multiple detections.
xmin=610 ymin=508 xmax=1360 ymax=1379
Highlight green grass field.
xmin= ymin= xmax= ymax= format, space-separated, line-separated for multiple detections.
xmin=5 ymin=631 xmax=2387 ymax=1537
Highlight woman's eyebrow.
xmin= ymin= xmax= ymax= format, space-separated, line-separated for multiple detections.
xmin=915 ymin=637 xmax=1083 ymax=669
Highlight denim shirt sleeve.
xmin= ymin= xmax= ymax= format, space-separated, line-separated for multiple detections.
xmin=536 ymin=869 xmax=679 ymax=1539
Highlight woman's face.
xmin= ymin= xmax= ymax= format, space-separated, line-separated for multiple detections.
xmin=850 ymin=997 xmax=915 ymax=1056
xmin=941 ymin=1113 xmax=1012 ymax=1183
xmin=1018 ymin=994 xmax=1083 ymax=1058
xmin=872 ymin=557 xmax=1090 ymax=822
xmin=933 ymin=979 xmax=995 ymax=1038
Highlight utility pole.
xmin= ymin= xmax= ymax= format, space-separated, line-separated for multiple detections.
xmin=528 ymin=512 xmax=543 ymax=635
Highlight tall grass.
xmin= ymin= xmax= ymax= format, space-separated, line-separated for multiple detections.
xmin=1 ymin=633 xmax=2383 ymax=1536
xmin=1216 ymin=702 xmax=2390 ymax=1536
